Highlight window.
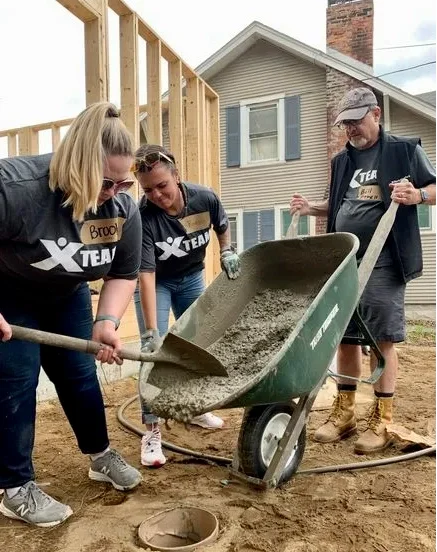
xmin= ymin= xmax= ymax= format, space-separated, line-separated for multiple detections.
xmin=226 ymin=95 xmax=301 ymax=168
xmin=226 ymin=209 xmax=243 ymax=253
xmin=280 ymin=209 xmax=310 ymax=237
xmin=418 ymin=204 xmax=432 ymax=230
xmin=243 ymin=210 xmax=275 ymax=250
xmin=228 ymin=215 xmax=238 ymax=250
xmin=247 ymin=102 xmax=280 ymax=163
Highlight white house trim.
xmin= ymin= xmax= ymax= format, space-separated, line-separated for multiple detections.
xmin=226 ymin=208 xmax=244 ymax=253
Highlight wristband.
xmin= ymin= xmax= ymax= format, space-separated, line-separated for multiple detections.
xmin=94 ymin=315 xmax=120 ymax=330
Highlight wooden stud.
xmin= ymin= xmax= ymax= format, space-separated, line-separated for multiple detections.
xmin=84 ymin=5 xmax=108 ymax=104
xmin=18 ymin=128 xmax=39 ymax=156
xmin=185 ymin=77 xmax=200 ymax=183
xmin=7 ymin=134 xmax=17 ymax=157
xmin=146 ymin=39 xmax=162 ymax=145
xmin=51 ymin=125 xmax=61 ymax=151
xmin=168 ymin=60 xmax=184 ymax=178
xmin=120 ymin=12 xmax=139 ymax=147
xmin=198 ymin=82 xmax=207 ymax=184
xmin=208 ymin=97 xmax=222 ymax=281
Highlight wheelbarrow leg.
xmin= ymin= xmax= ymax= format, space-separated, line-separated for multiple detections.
xmin=262 ymin=376 xmax=326 ymax=488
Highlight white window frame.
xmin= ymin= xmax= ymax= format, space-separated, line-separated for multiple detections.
xmin=418 ymin=204 xmax=435 ymax=234
xmin=240 ymin=93 xmax=285 ymax=168
xmin=274 ymin=204 xmax=315 ymax=239
xmin=226 ymin=209 xmax=244 ymax=254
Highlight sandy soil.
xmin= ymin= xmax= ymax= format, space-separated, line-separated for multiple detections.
xmin=0 ymin=339 xmax=435 ymax=552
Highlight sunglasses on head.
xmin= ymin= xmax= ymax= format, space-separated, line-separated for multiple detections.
xmin=132 ymin=151 xmax=175 ymax=173
xmin=101 ymin=177 xmax=135 ymax=193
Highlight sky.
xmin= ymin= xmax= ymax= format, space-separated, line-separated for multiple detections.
xmin=0 ymin=0 xmax=435 ymax=142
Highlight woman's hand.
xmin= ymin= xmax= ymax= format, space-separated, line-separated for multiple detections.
xmin=0 ymin=313 xmax=12 ymax=342
xmin=92 ymin=320 xmax=123 ymax=365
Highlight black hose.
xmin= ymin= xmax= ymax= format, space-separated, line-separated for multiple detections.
xmin=118 ymin=394 xmax=436 ymax=474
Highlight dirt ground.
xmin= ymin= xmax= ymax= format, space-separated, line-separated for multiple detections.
xmin=0 ymin=331 xmax=435 ymax=552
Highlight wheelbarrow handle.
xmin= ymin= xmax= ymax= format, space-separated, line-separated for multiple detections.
xmin=9 ymin=324 xmax=149 ymax=362
xmin=285 ymin=211 xmax=300 ymax=239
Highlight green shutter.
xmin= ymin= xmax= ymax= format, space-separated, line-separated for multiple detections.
xmin=226 ymin=106 xmax=241 ymax=167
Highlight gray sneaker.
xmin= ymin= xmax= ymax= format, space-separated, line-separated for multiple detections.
xmin=88 ymin=449 xmax=142 ymax=491
xmin=0 ymin=482 xmax=73 ymax=527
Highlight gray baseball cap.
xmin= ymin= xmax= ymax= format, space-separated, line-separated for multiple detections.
xmin=334 ymin=87 xmax=378 ymax=126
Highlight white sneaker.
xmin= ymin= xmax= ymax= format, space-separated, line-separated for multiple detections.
xmin=190 ymin=412 xmax=224 ymax=429
xmin=141 ymin=427 xmax=166 ymax=468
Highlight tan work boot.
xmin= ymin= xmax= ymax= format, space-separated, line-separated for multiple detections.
xmin=354 ymin=397 xmax=394 ymax=454
xmin=313 ymin=391 xmax=357 ymax=443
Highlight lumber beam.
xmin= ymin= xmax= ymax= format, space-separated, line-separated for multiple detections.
xmin=56 ymin=0 xmax=101 ymax=21
xmin=168 ymin=60 xmax=184 ymax=177
xmin=7 ymin=134 xmax=17 ymax=157
xmin=51 ymin=125 xmax=61 ymax=151
xmin=18 ymin=128 xmax=39 ymax=156
xmin=120 ymin=12 xmax=139 ymax=147
xmin=84 ymin=13 xmax=108 ymax=103
xmin=146 ymin=39 xmax=162 ymax=145
xmin=185 ymin=77 xmax=200 ymax=182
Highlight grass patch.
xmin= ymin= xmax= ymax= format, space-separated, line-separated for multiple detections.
xmin=406 ymin=319 xmax=436 ymax=346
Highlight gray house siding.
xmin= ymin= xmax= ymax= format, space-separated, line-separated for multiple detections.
xmin=390 ymin=104 xmax=436 ymax=305
xmin=209 ymin=40 xmax=328 ymax=210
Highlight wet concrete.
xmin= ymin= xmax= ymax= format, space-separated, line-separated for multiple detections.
xmin=149 ymin=286 xmax=323 ymax=422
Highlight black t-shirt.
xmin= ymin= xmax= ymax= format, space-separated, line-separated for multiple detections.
xmin=0 ymin=153 xmax=142 ymax=295
xmin=335 ymin=142 xmax=436 ymax=265
xmin=139 ymin=182 xmax=228 ymax=279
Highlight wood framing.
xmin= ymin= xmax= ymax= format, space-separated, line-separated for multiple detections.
xmin=1 ymin=0 xmax=221 ymax=340
xmin=146 ymin=39 xmax=163 ymax=145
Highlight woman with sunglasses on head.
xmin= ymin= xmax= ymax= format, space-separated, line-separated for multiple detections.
xmin=133 ymin=144 xmax=241 ymax=468
xmin=0 ymin=102 xmax=143 ymax=528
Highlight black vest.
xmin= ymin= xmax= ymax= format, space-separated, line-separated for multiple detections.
xmin=327 ymin=127 xmax=422 ymax=283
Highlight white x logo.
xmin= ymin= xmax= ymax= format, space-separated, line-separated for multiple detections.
xmin=31 ymin=238 xmax=84 ymax=272
xmin=156 ymin=236 xmax=188 ymax=260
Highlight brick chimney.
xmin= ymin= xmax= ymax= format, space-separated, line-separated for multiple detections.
xmin=327 ymin=0 xmax=374 ymax=66
xmin=315 ymin=0 xmax=375 ymax=235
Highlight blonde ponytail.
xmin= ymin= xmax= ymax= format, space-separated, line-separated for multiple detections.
xmin=49 ymin=102 xmax=133 ymax=222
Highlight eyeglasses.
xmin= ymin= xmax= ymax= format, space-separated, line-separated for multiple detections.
xmin=132 ymin=151 xmax=175 ymax=173
xmin=338 ymin=108 xmax=372 ymax=130
xmin=102 ymin=177 xmax=135 ymax=193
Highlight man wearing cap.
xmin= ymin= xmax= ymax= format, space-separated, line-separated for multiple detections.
xmin=290 ymin=87 xmax=436 ymax=454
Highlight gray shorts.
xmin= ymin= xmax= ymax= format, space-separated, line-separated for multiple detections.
xmin=343 ymin=265 xmax=406 ymax=343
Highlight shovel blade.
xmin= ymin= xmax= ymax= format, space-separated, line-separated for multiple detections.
xmin=148 ymin=332 xmax=228 ymax=377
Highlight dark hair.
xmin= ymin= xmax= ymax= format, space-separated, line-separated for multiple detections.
xmin=134 ymin=144 xmax=177 ymax=174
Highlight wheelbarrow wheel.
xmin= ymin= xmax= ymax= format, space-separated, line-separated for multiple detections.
xmin=237 ymin=403 xmax=306 ymax=485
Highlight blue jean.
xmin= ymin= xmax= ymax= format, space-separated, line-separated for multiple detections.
xmin=134 ymin=271 xmax=205 ymax=423
xmin=0 ymin=282 xmax=109 ymax=488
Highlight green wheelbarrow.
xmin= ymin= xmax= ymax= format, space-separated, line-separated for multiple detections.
xmin=143 ymin=203 xmax=399 ymax=489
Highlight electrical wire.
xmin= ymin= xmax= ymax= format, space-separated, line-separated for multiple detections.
xmin=118 ymin=394 xmax=436 ymax=475
xmin=374 ymin=42 xmax=436 ymax=50
xmin=362 ymin=60 xmax=436 ymax=81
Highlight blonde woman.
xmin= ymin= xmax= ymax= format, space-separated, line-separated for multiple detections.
xmin=0 ymin=102 xmax=143 ymax=527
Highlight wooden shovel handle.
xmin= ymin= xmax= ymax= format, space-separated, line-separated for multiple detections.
xmin=10 ymin=324 xmax=147 ymax=362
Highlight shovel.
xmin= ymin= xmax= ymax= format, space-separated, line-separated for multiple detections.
xmin=9 ymin=325 xmax=228 ymax=377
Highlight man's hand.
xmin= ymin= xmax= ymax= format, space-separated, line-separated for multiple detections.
xmin=390 ymin=178 xmax=421 ymax=205
xmin=290 ymin=194 xmax=310 ymax=215
xmin=220 ymin=249 xmax=241 ymax=280
xmin=141 ymin=329 xmax=161 ymax=353
xmin=0 ymin=313 xmax=12 ymax=342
